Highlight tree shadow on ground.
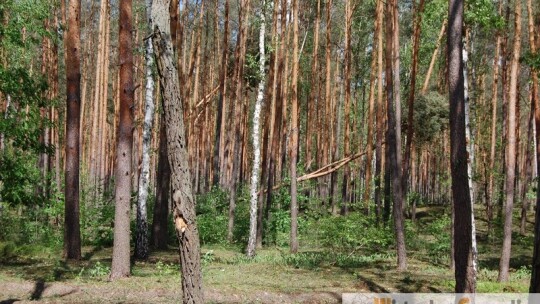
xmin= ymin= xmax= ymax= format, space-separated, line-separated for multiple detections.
xmin=29 ymin=279 xmax=46 ymax=300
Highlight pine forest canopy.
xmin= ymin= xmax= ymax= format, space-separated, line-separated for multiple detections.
xmin=0 ymin=0 xmax=540 ymax=301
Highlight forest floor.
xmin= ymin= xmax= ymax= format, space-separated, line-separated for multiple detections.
xmin=0 ymin=206 xmax=535 ymax=303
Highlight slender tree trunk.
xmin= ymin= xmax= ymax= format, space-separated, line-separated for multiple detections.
xmin=403 ymin=0 xmax=425 ymax=194
xmin=374 ymin=0 xmax=384 ymax=224
xmin=246 ymin=2 xmax=266 ymax=258
xmin=487 ymin=17 xmax=501 ymax=237
xmin=523 ymin=0 xmax=538 ymax=237
xmin=448 ymin=0 xmax=476 ymax=291
xmin=306 ymin=0 xmax=321 ymax=172
xmin=212 ymin=0 xmax=229 ymax=187
xmin=152 ymin=1 xmax=204 ymax=301
xmin=463 ymin=30 xmax=478 ymax=280
xmin=289 ymin=0 xmax=299 ymax=254
xmin=529 ymin=3 xmax=540 ymax=293
xmin=422 ymin=20 xmax=447 ymax=94
xmin=341 ymin=0 xmax=353 ymax=212
xmin=135 ymin=36 xmax=155 ymax=261
xmin=64 ymin=0 xmax=82 ymax=260
xmin=364 ymin=0 xmax=381 ymax=206
xmin=110 ymin=0 xmax=134 ymax=279
xmin=498 ymin=0 xmax=521 ymax=282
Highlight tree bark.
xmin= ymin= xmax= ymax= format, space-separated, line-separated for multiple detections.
xmin=135 ymin=36 xmax=155 ymax=261
xmin=364 ymin=0 xmax=381 ymax=206
xmin=448 ymin=0 xmax=476 ymax=291
xmin=374 ymin=0 xmax=384 ymax=224
xmin=289 ymin=0 xmax=299 ymax=254
xmin=498 ymin=0 xmax=521 ymax=283
xmin=64 ymin=0 xmax=82 ymax=260
xmin=403 ymin=0 xmax=425 ymax=195
xmin=110 ymin=0 xmax=134 ymax=279
xmin=247 ymin=2 xmax=266 ymax=258
xmin=151 ymin=0 xmax=203 ymax=300
xmin=385 ymin=0 xmax=406 ymax=271
xmin=529 ymin=3 xmax=540 ymax=293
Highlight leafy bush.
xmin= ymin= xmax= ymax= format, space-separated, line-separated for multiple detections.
xmin=0 ymin=241 xmax=16 ymax=262
xmin=80 ymin=187 xmax=115 ymax=247
xmin=315 ymin=213 xmax=394 ymax=252
xmin=195 ymin=186 xmax=250 ymax=245
xmin=424 ymin=215 xmax=451 ymax=262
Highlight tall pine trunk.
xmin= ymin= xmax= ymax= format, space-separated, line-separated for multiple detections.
xmin=64 ymin=0 xmax=82 ymax=260
xmin=498 ymin=0 xmax=521 ymax=282
xmin=110 ymin=0 xmax=134 ymax=279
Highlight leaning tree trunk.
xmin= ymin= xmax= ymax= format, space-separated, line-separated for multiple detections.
xmin=135 ymin=37 xmax=155 ymax=261
xmin=246 ymin=2 xmax=266 ymax=258
xmin=151 ymin=0 xmax=203 ymax=301
xmin=448 ymin=0 xmax=476 ymax=292
xmin=498 ymin=0 xmax=521 ymax=283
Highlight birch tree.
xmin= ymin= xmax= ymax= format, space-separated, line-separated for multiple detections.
xmin=135 ymin=0 xmax=156 ymax=260
xmin=246 ymin=1 xmax=266 ymax=259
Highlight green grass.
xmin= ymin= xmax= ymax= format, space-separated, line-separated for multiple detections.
xmin=0 ymin=205 xmax=535 ymax=302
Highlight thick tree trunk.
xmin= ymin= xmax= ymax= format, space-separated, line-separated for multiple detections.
xmin=385 ymin=0 xmax=406 ymax=271
xmin=498 ymin=0 xmax=521 ymax=282
xmin=151 ymin=1 xmax=203 ymax=301
xmin=110 ymin=0 xmax=134 ymax=279
xmin=64 ymin=0 xmax=82 ymax=260
xmin=246 ymin=2 xmax=266 ymax=258
xmin=448 ymin=0 xmax=476 ymax=292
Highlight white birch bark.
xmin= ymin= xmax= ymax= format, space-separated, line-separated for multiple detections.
xmin=463 ymin=40 xmax=478 ymax=279
xmin=246 ymin=2 xmax=266 ymax=258
xmin=135 ymin=36 xmax=155 ymax=260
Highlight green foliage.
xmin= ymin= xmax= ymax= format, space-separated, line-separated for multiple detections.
xmin=408 ymin=91 xmax=449 ymax=144
xmin=0 ymin=241 xmax=17 ymax=262
xmin=79 ymin=186 xmax=115 ymax=247
xmin=465 ymin=0 xmax=504 ymax=29
xmin=423 ymin=216 xmax=451 ymax=262
xmin=195 ymin=186 xmax=250 ymax=245
xmin=0 ymin=149 xmax=42 ymax=205
xmin=523 ymin=51 xmax=540 ymax=71
xmin=315 ymin=213 xmax=394 ymax=252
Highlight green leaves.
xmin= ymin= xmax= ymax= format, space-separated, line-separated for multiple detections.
xmin=465 ymin=0 xmax=505 ymax=29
